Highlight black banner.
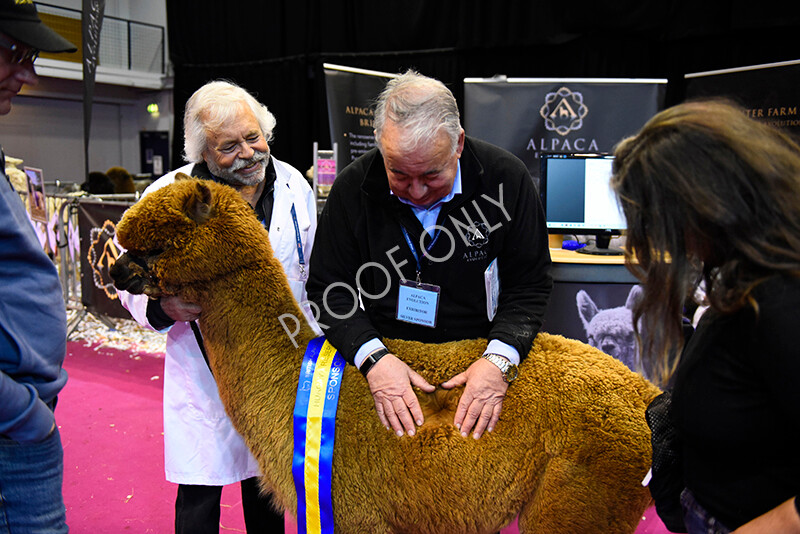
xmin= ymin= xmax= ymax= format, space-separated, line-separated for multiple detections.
xmin=77 ymin=200 xmax=131 ymax=319
xmin=82 ymin=0 xmax=106 ymax=180
xmin=684 ymin=59 xmax=800 ymax=137
xmin=324 ymin=64 xmax=397 ymax=169
xmin=463 ymin=78 xmax=666 ymax=184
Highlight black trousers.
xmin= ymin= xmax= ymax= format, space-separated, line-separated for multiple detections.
xmin=174 ymin=477 xmax=284 ymax=534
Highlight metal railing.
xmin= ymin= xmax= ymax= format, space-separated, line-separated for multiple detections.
xmin=12 ymin=185 xmax=138 ymax=331
xmin=35 ymin=2 xmax=165 ymax=75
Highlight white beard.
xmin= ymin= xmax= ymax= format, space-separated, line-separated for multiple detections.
xmin=207 ymin=150 xmax=269 ymax=186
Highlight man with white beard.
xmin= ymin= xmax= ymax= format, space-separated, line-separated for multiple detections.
xmin=117 ymin=80 xmax=317 ymax=534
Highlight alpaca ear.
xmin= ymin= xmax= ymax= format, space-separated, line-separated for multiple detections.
xmin=626 ymin=285 xmax=644 ymax=310
xmin=576 ymin=289 xmax=599 ymax=329
xmin=175 ymin=172 xmax=192 ymax=181
xmin=184 ymin=182 xmax=214 ymax=224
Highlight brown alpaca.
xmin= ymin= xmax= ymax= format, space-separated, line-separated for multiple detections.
xmin=112 ymin=176 xmax=661 ymax=534
xmin=106 ymin=166 xmax=136 ymax=194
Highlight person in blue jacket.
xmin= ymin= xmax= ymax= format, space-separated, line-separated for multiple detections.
xmin=0 ymin=1 xmax=76 ymax=531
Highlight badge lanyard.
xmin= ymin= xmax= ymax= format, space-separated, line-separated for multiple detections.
xmin=397 ymin=226 xmax=442 ymax=328
xmin=400 ymin=226 xmax=441 ymax=283
xmin=291 ymin=203 xmax=306 ymax=279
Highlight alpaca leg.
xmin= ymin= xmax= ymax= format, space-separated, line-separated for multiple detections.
xmin=517 ymin=458 xmax=648 ymax=534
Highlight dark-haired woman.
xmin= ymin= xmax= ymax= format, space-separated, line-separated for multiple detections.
xmin=612 ymin=99 xmax=800 ymax=533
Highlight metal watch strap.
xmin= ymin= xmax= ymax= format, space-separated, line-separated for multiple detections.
xmin=360 ymin=348 xmax=389 ymax=377
xmin=482 ymin=353 xmax=517 ymax=383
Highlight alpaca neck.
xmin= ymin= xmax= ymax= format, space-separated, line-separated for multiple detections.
xmin=199 ymin=261 xmax=317 ymax=373
xmin=193 ymin=258 xmax=318 ymax=512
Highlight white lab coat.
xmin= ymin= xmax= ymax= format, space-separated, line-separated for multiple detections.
xmin=118 ymin=158 xmax=318 ymax=485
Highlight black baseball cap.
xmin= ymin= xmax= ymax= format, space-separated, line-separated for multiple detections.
xmin=0 ymin=0 xmax=77 ymax=53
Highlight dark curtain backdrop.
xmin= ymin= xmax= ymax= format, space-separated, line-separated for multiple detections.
xmin=165 ymin=0 xmax=800 ymax=174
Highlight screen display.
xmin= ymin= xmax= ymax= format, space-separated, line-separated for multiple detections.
xmin=539 ymin=153 xmax=626 ymax=233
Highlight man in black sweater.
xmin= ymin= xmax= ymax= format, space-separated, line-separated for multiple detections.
xmin=307 ymin=70 xmax=552 ymax=441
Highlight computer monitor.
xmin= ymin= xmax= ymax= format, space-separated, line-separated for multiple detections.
xmin=538 ymin=152 xmax=626 ymax=255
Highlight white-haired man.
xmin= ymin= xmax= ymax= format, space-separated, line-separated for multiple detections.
xmin=118 ymin=80 xmax=317 ymax=534
xmin=307 ymin=71 xmax=552 ymax=443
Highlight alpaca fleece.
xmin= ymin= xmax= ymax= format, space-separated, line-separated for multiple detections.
xmin=112 ymin=176 xmax=661 ymax=534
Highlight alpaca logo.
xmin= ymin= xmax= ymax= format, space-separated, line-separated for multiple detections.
xmin=87 ymin=220 xmax=121 ymax=300
xmin=464 ymin=222 xmax=490 ymax=248
xmin=539 ymin=87 xmax=589 ymax=136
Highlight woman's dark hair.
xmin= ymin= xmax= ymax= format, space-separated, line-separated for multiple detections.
xmin=611 ymin=98 xmax=800 ymax=385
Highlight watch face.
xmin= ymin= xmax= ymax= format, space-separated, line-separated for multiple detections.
xmin=505 ymin=365 xmax=519 ymax=383
xmin=483 ymin=353 xmax=518 ymax=383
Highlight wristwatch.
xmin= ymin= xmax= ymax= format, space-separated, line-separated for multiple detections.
xmin=481 ymin=353 xmax=519 ymax=383
xmin=359 ymin=348 xmax=389 ymax=377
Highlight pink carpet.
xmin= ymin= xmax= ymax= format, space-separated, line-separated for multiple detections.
xmin=59 ymin=340 xmax=669 ymax=533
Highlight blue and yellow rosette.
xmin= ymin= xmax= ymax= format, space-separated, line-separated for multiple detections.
xmin=292 ymin=337 xmax=346 ymax=534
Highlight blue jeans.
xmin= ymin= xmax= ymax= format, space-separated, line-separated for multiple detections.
xmin=0 ymin=426 xmax=68 ymax=533
xmin=681 ymin=488 xmax=731 ymax=534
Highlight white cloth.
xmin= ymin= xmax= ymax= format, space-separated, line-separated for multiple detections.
xmin=117 ymin=158 xmax=318 ymax=485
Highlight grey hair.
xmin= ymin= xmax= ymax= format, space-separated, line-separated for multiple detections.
xmin=373 ymin=70 xmax=462 ymax=155
xmin=183 ymin=80 xmax=277 ymax=163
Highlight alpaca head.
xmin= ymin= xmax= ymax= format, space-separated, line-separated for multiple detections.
xmin=111 ymin=175 xmax=273 ymax=298
xmin=106 ymin=166 xmax=136 ymax=194
xmin=576 ymin=285 xmax=643 ymax=372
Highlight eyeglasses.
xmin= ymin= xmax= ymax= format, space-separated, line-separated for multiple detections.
xmin=0 ymin=36 xmax=39 ymax=65
xmin=214 ymin=134 xmax=265 ymax=156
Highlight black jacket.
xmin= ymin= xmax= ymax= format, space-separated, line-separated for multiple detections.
xmin=307 ymin=136 xmax=553 ymax=364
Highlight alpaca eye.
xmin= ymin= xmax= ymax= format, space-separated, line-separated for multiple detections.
xmin=623 ymin=332 xmax=635 ymax=343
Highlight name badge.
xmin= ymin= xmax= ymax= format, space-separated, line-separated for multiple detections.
xmin=396 ymin=279 xmax=440 ymax=328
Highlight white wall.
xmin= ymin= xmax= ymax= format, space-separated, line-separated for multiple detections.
xmin=0 ymin=78 xmax=172 ymax=183
xmin=0 ymin=1 xmax=173 ymax=185
xmin=42 ymin=0 xmax=167 ymax=26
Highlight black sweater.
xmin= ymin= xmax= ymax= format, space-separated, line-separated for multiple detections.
xmin=673 ymin=275 xmax=800 ymax=529
xmin=307 ymin=136 xmax=553 ymax=363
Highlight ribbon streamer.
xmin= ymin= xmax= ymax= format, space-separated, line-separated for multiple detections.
xmin=292 ymin=337 xmax=345 ymax=534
